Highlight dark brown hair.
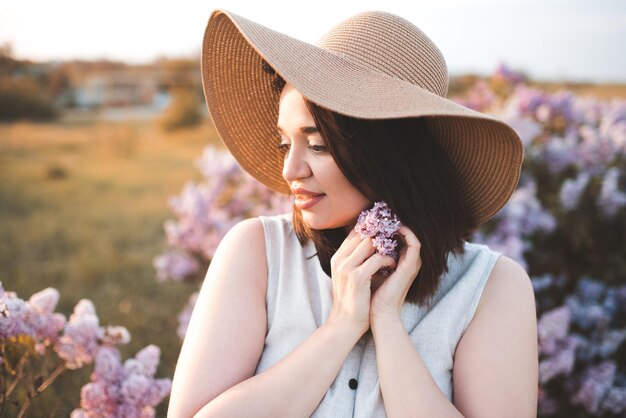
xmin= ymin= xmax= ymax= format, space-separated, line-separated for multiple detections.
xmin=263 ymin=62 xmax=477 ymax=308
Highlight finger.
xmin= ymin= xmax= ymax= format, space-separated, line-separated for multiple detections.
xmin=396 ymin=225 xmax=421 ymax=249
xmin=336 ymin=227 xmax=366 ymax=258
xmin=343 ymin=236 xmax=377 ymax=268
xmin=394 ymin=226 xmax=422 ymax=273
xmin=357 ymin=253 xmax=397 ymax=277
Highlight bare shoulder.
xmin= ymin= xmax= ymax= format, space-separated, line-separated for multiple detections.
xmin=212 ymin=216 xmax=268 ymax=294
xmin=221 ymin=216 xmax=266 ymax=251
xmin=475 ymin=255 xmax=536 ymax=319
xmin=228 ymin=215 xmax=266 ymax=238
xmin=453 ymin=255 xmax=539 ymax=417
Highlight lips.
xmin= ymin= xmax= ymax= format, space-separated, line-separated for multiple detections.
xmin=290 ymin=187 xmax=325 ymax=210
xmin=294 ymin=194 xmax=325 ymax=210
xmin=291 ymin=187 xmax=325 ymax=197
xmin=295 ymin=193 xmax=325 ymax=198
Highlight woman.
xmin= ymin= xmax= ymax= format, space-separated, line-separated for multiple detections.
xmin=169 ymin=9 xmax=538 ymax=417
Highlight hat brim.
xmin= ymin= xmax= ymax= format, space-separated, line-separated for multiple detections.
xmin=201 ymin=9 xmax=524 ymax=226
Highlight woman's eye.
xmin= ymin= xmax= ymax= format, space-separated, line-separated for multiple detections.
xmin=276 ymin=143 xmax=327 ymax=154
xmin=309 ymin=145 xmax=328 ymax=153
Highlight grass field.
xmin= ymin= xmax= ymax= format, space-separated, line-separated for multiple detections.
xmin=0 ymin=116 xmax=220 ymax=414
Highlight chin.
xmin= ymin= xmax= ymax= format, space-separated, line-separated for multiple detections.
xmin=302 ymin=213 xmax=352 ymax=232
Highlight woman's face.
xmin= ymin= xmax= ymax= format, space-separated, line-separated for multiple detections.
xmin=278 ymin=83 xmax=371 ymax=233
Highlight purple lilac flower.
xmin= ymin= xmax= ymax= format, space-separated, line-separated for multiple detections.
xmin=501 ymin=86 xmax=545 ymax=122
xmin=597 ymin=167 xmax=626 ymax=217
xmin=0 ymin=284 xmax=66 ymax=347
xmin=576 ymin=277 xmax=606 ymax=304
xmin=560 ymin=172 xmax=591 ymax=211
xmin=601 ymin=386 xmax=626 ymax=414
xmin=603 ymin=287 xmax=621 ymax=318
xmin=530 ymin=273 xmax=568 ymax=295
xmin=164 ymin=182 xmax=223 ymax=254
xmin=571 ymin=360 xmax=616 ymax=415
xmin=74 ymin=381 xmax=117 ymax=417
xmin=478 ymin=178 xmax=555 ymax=241
xmin=152 ymin=250 xmax=200 ymax=282
xmin=355 ymin=201 xmax=401 ymax=259
xmin=541 ymin=132 xmax=579 ymax=174
xmin=28 ymin=287 xmax=59 ymax=313
xmin=510 ymin=87 xmax=582 ymax=130
xmin=55 ymin=299 xmax=129 ymax=370
xmin=194 ymin=146 xmax=240 ymax=191
xmin=72 ymin=345 xmax=171 ymax=418
xmin=121 ymin=374 xmax=152 ymax=404
xmin=573 ymin=335 xmax=596 ymax=363
xmin=497 ymin=90 xmax=621 ymax=187
xmin=24 ymin=287 xmax=67 ymax=353
xmin=499 ymin=87 xmax=580 ymax=150
xmin=492 ymin=62 xmax=526 ymax=86
xmin=55 ymin=300 xmax=102 ymax=369
xmin=539 ymin=335 xmax=579 ymax=384
xmin=503 ymin=180 xmax=557 ymax=236
xmin=93 ymin=347 xmax=123 ymax=384
xmin=453 ymin=79 xmax=496 ymax=112
xmin=498 ymin=114 xmax=543 ymax=148
xmin=124 ymin=345 xmax=160 ymax=377
xmin=576 ymin=122 xmax=626 ymax=175
xmin=0 ymin=282 xmax=31 ymax=338
xmin=531 ymin=274 xmax=554 ymax=293
xmin=574 ymin=96 xmax=607 ymax=127
xmin=101 ymin=326 xmax=131 ymax=346
xmin=472 ymin=179 xmax=556 ymax=269
xmin=123 ymin=347 xmax=172 ymax=411
xmin=596 ymin=329 xmax=626 ymax=359
xmin=600 ymin=100 xmax=626 ymax=152
xmin=537 ymin=305 xmax=571 ymax=356
xmin=473 ymin=230 xmax=528 ymax=270
xmin=565 ymin=296 xmax=611 ymax=332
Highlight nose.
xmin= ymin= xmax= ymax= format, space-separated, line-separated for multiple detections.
xmin=281 ymin=145 xmax=311 ymax=182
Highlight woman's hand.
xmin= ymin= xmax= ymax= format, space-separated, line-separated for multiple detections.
xmin=326 ymin=227 xmax=397 ymax=337
xmin=370 ymin=225 xmax=422 ymax=325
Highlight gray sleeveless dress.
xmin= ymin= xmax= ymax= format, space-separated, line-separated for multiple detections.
xmin=255 ymin=213 xmax=501 ymax=417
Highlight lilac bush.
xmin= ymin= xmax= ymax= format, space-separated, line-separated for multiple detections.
xmin=0 ymin=283 xmax=171 ymax=417
xmin=158 ymin=63 xmax=626 ymax=416
xmin=153 ymin=146 xmax=292 ymax=284
xmin=152 ymin=146 xmax=291 ymax=339
xmin=533 ymin=277 xmax=626 ymax=416
xmin=477 ymin=73 xmax=626 ymax=288
xmin=71 ymin=345 xmax=171 ymax=418
xmin=465 ymin=64 xmax=626 ymax=416
xmin=473 ymin=177 xmax=557 ymax=271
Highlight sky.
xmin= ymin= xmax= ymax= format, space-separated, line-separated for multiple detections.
xmin=1 ymin=0 xmax=625 ymax=83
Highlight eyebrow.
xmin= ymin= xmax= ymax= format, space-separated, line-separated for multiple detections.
xmin=276 ymin=125 xmax=319 ymax=135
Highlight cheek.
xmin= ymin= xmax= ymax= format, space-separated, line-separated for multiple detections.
xmin=349 ymin=193 xmax=373 ymax=213
xmin=320 ymin=162 xmax=370 ymax=208
xmin=330 ymin=178 xmax=371 ymax=211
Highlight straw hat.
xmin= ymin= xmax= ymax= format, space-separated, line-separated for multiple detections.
xmin=200 ymin=9 xmax=524 ymax=226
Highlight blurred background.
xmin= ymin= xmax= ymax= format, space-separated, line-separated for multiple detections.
xmin=1 ymin=0 xmax=625 ymax=416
